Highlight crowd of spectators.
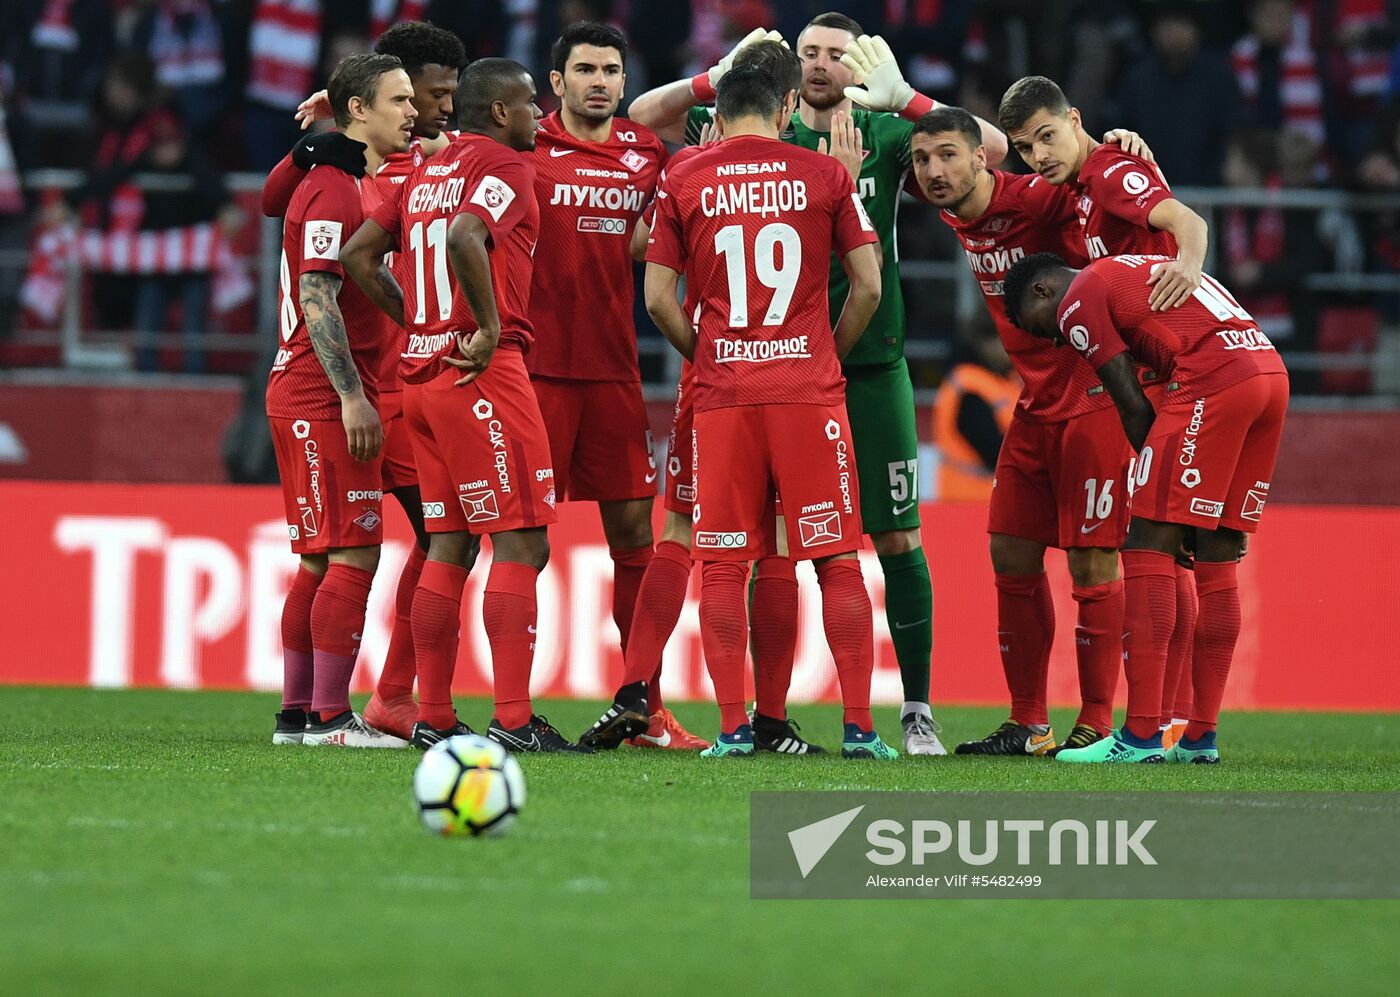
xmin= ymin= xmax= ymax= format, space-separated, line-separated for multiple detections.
xmin=0 ymin=1 xmax=1397 ymax=384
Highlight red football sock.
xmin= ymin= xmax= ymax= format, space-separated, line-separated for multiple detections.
xmin=377 ymin=544 xmax=426 ymax=701
xmin=609 ymin=544 xmax=652 ymax=654
xmin=699 ymin=561 xmax=751 ymax=732
xmin=1186 ymin=561 xmax=1241 ymax=741
xmin=412 ymin=559 xmax=468 ymax=730
xmin=1121 ymin=551 xmax=1177 ymax=740
xmin=648 ymin=661 xmax=666 ymax=715
xmin=309 ymin=563 xmax=374 ymax=720
xmin=995 ymin=573 xmax=1054 ymax=727
xmin=484 ymin=560 xmax=540 ymax=730
xmin=280 ymin=566 xmax=321 ymax=710
xmin=1163 ymin=563 xmax=1198 ymax=726
xmin=621 ymin=541 xmax=692 ymax=698
xmin=816 ymin=558 xmax=875 ymax=730
xmin=751 ymin=555 xmax=798 ymax=719
xmin=1072 ymin=579 xmax=1124 ymax=735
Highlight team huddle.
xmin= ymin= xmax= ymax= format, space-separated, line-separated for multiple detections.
xmin=263 ymin=12 xmax=1288 ymax=764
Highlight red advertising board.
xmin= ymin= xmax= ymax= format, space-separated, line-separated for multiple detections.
xmin=1 ymin=480 xmax=1396 ymax=711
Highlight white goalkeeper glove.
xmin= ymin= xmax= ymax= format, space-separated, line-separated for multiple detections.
xmin=692 ymin=27 xmax=785 ymax=101
xmin=840 ymin=35 xmax=915 ymax=112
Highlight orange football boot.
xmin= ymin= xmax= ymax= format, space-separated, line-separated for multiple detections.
xmin=364 ymin=691 xmax=417 ymax=741
xmin=626 ymin=707 xmax=711 ymax=750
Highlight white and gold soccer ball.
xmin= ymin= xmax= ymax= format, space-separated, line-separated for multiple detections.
xmin=413 ymin=734 xmax=526 ymax=837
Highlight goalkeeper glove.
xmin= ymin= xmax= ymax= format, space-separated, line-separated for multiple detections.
xmin=840 ymin=35 xmax=935 ymax=119
xmin=291 ymin=131 xmax=367 ymax=178
xmin=691 ymin=28 xmax=785 ymax=102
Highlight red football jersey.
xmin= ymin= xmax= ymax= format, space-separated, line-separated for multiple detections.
xmin=646 ymin=135 xmax=877 ymax=412
xmin=940 ymin=169 xmax=1105 ymax=423
xmin=1071 ymin=144 xmax=1177 ymax=261
xmin=646 ymin=144 xmax=708 ymax=322
xmin=527 ymin=112 xmax=667 ymax=382
xmin=372 ymin=133 xmax=540 ymax=385
xmin=266 ymin=165 xmax=385 ymax=420
xmin=1058 ymin=255 xmax=1288 ymax=397
xmin=371 ymin=138 xmax=432 ymax=397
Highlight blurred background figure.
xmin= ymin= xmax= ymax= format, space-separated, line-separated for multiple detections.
xmin=0 ymin=0 xmax=116 ymax=171
xmin=931 ymin=317 xmax=1019 ymax=502
xmin=0 ymin=84 xmax=27 ymax=339
xmin=125 ymin=113 xmax=241 ymax=373
xmin=1115 ymin=3 xmax=1240 ymax=186
xmin=43 ymin=53 xmax=169 ymax=334
xmin=1231 ymin=1 xmax=1327 ymax=157
xmin=243 ymin=0 xmax=326 ymax=171
xmin=127 ymin=0 xmax=233 ymax=144
xmin=45 ymin=53 xmax=239 ymax=372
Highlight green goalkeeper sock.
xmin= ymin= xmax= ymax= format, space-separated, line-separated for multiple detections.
xmin=878 ymin=547 xmax=933 ymax=704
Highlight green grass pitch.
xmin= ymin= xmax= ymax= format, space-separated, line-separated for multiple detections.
xmin=3 ymin=686 xmax=1399 ymax=994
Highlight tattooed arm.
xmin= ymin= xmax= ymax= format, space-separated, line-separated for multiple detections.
xmin=340 ymin=218 xmax=405 ymax=326
xmin=299 ymin=271 xmax=383 ymax=461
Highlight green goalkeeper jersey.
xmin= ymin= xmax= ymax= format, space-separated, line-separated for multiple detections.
xmin=685 ymin=106 xmax=913 ymax=368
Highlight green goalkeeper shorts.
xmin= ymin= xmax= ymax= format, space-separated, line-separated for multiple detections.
xmin=843 ymin=358 xmax=922 ymax=535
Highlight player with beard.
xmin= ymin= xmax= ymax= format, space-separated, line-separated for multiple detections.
xmin=523 ymin=22 xmax=709 ymax=751
xmin=261 ymin=22 xmax=469 ymax=740
xmin=998 ymin=74 xmax=1214 ymax=752
xmin=643 ymin=66 xmax=893 ymax=758
xmin=909 ymin=106 xmax=1160 ymax=756
xmin=579 ymin=40 xmax=860 ymax=755
xmin=265 ymin=54 xmax=417 ymax=747
xmin=630 ymin=14 xmax=1011 ymax=755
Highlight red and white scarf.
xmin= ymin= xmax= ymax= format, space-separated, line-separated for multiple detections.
xmin=148 ymin=1 xmax=225 ymax=89
xmin=247 ymin=0 xmax=323 ymax=110
xmin=1335 ymin=0 xmax=1391 ymax=100
xmin=22 ymin=222 xmax=254 ymax=324
xmin=1231 ymin=9 xmax=1326 ymax=146
xmin=369 ymin=0 xmax=429 ymax=41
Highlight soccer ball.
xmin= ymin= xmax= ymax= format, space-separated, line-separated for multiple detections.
xmin=413 ymin=734 xmax=526 ymax=837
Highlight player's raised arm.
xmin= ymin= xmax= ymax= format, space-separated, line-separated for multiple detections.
xmin=299 ymin=270 xmax=384 ymax=460
xmin=833 ymin=243 xmax=881 ymax=359
xmin=840 ymin=35 xmax=1008 ymax=164
xmin=262 ymin=132 xmax=372 ymax=217
xmin=340 ymin=218 xmax=404 ymax=327
xmin=443 ymin=212 xmax=502 ymax=385
xmin=628 ymin=27 xmax=780 ymax=143
xmin=1146 ymin=199 xmax=1210 ymax=311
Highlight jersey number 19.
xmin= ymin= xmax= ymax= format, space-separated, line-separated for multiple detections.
xmin=713 ymin=222 xmax=802 ymax=327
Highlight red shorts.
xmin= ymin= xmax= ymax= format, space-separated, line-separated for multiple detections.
xmin=989 ymin=404 xmax=1132 ymax=549
xmin=692 ymin=402 xmax=862 ymax=562
xmin=268 ymin=416 xmax=384 ymax=554
xmin=530 ymin=375 xmax=657 ymax=502
xmin=405 ymin=348 xmax=558 ymax=535
xmin=663 ymin=363 xmax=696 ymax=516
xmin=379 ymin=408 xmax=417 ymax=491
xmin=1132 ymin=373 xmax=1288 ymax=533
